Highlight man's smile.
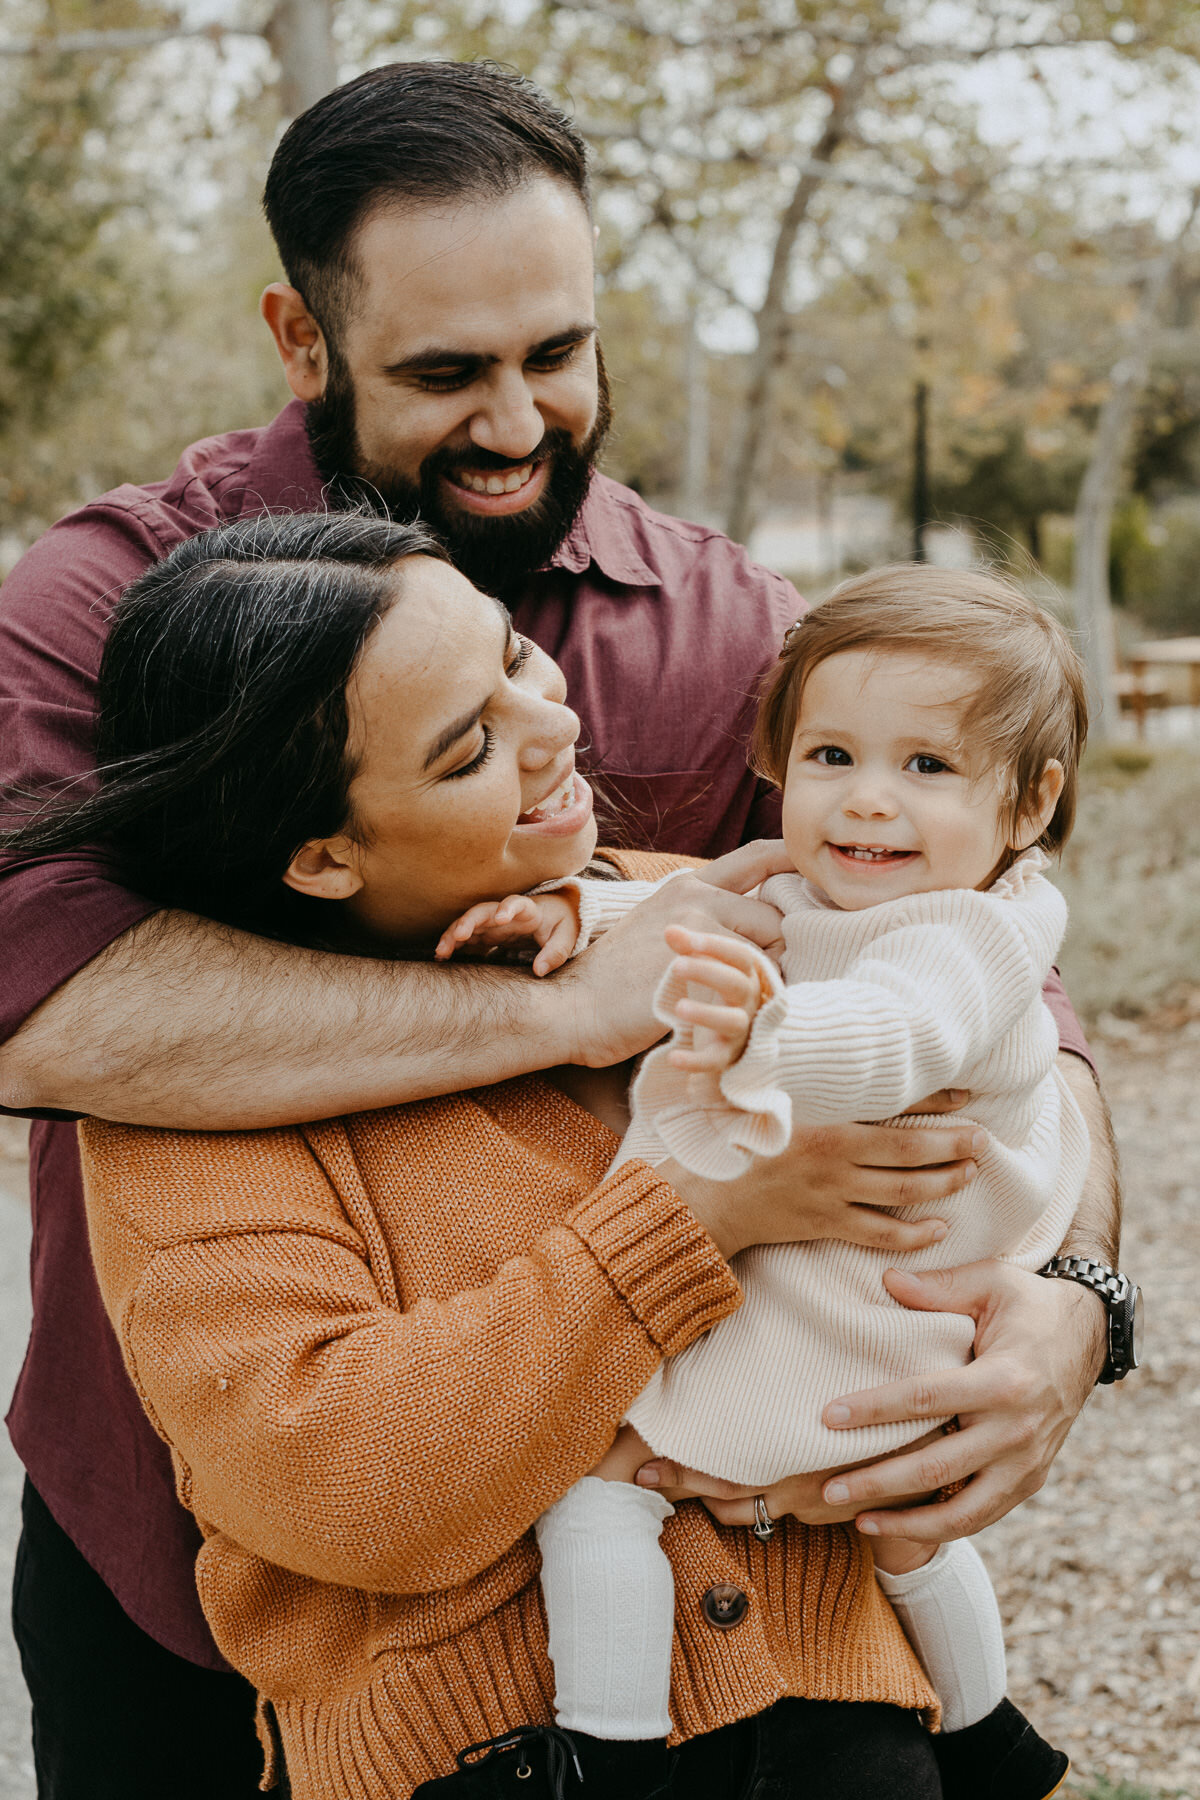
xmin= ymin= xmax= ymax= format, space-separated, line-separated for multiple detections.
xmin=441 ymin=459 xmax=550 ymax=515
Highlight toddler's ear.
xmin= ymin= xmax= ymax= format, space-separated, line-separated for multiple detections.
xmin=1014 ymin=759 xmax=1065 ymax=850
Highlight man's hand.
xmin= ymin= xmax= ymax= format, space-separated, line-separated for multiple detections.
xmin=812 ymin=1258 xmax=1107 ymax=1541
xmin=558 ymin=862 xmax=788 ymax=1070
xmin=664 ymin=1102 xmax=982 ymax=1263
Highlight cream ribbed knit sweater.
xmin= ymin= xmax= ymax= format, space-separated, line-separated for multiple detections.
xmin=567 ymin=851 xmax=1089 ymax=1485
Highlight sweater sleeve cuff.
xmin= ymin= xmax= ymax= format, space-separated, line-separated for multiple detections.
xmin=565 ymin=1160 xmax=741 ymax=1358
xmin=529 ymin=875 xmax=675 ymax=957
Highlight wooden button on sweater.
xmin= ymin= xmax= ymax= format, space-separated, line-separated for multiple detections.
xmin=702 ymin=1584 xmax=749 ymax=1630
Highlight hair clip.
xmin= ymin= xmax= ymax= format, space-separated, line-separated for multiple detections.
xmin=782 ymin=618 xmax=808 ymax=652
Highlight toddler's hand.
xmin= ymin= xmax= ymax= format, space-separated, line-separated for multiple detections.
xmin=434 ymin=892 xmax=579 ymax=977
xmin=662 ymin=925 xmax=776 ymax=1073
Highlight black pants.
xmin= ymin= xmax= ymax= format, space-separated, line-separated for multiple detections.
xmin=11 ymin=1479 xmax=263 ymax=1800
xmin=412 ymin=1701 xmax=943 ymax=1799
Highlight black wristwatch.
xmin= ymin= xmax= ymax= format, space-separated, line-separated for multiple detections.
xmin=1038 ymin=1256 xmax=1142 ymax=1383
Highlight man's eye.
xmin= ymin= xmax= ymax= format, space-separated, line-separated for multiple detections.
xmin=907 ymin=753 xmax=949 ymax=775
xmin=416 ymin=370 xmax=475 ymax=393
xmin=528 ymin=345 xmax=580 ymax=373
xmin=811 ymin=745 xmax=852 ymax=766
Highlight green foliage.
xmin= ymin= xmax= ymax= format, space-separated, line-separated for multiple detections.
xmin=1115 ymin=496 xmax=1200 ymax=633
xmin=0 ymin=54 xmax=130 ymax=517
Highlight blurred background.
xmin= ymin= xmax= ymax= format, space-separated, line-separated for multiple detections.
xmin=1 ymin=2 xmax=1198 ymax=1796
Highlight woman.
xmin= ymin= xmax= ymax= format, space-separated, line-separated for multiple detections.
xmin=4 ymin=512 xmax=943 ymax=1799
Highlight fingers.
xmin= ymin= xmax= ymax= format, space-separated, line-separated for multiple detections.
xmin=634 ymin=1459 xmax=755 ymax=1501
xmin=841 ymin=1206 xmax=949 ymax=1252
xmin=900 ymin=1088 xmax=970 ymax=1115
xmin=664 ymin=925 xmax=774 ymax=985
xmin=434 ymin=902 xmax=505 ymax=960
xmin=838 ymin=1121 xmax=988 ymax=1170
xmin=697 ymin=839 xmax=794 ymax=893
xmin=531 ymin=914 xmax=578 ymax=977
xmin=822 ymin=1356 xmax=1010 ymax=1435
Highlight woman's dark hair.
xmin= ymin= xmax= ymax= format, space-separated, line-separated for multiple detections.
xmin=0 ymin=510 xmax=450 ymax=938
xmin=263 ymin=60 xmax=592 ymax=344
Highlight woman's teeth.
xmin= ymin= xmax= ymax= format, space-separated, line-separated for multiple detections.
xmin=521 ymin=775 xmax=575 ymax=822
xmin=457 ymin=464 xmax=534 ymax=495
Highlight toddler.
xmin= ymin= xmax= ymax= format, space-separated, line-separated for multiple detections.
xmin=438 ymin=565 xmax=1087 ymax=1800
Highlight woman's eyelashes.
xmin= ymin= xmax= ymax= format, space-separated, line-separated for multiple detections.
xmin=442 ymin=640 xmax=535 ymax=782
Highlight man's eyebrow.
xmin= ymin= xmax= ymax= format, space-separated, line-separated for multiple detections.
xmin=383 ymin=323 xmax=596 ymax=379
xmin=420 ymin=601 xmax=513 ymax=772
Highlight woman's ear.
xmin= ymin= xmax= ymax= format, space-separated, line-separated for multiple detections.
xmin=260 ymin=283 xmax=328 ymax=402
xmin=1013 ymin=759 xmax=1065 ymax=850
xmin=282 ymin=836 xmax=364 ymax=901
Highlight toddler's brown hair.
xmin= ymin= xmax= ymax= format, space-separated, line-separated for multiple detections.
xmin=753 ymin=564 xmax=1089 ymax=859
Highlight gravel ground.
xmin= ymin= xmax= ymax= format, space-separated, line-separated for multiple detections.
xmin=978 ymin=1009 xmax=1200 ymax=1800
xmin=0 ymin=1018 xmax=1195 ymax=1797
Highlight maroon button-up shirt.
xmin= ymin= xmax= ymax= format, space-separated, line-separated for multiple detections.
xmin=0 ymin=401 xmax=1090 ymax=1667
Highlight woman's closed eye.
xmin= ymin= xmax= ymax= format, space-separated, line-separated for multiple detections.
xmin=506 ymin=634 xmax=534 ymax=678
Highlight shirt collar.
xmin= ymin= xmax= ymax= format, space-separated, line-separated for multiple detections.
xmin=236 ymin=417 xmax=662 ymax=591
xmin=547 ymin=474 xmax=661 ymax=588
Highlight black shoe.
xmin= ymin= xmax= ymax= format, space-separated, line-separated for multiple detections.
xmin=412 ymin=1724 xmax=671 ymax=1798
xmin=932 ymin=1698 xmax=1069 ymax=1800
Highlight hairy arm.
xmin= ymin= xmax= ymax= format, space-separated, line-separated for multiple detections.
xmin=0 ymin=868 xmax=787 ymax=1129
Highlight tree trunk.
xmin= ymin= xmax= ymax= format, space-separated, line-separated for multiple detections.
xmin=911 ymin=371 xmax=930 ymax=562
xmin=681 ymin=304 xmax=709 ymax=520
xmin=1073 ymin=189 xmax=1200 ymax=740
xmin=725 ymin=59 xmax=868 ymax=547
xmin=266 ymin=0 xmax=337 ymax=120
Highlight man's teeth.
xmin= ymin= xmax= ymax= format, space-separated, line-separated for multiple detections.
xmin=523 ymin=776 xmax=575 ymax=821
xmin=458 ymin=464 xmax=534 ymax=495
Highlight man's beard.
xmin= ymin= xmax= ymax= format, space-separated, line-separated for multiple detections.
xmin=306 ymin=345 xmax=613 ymax=596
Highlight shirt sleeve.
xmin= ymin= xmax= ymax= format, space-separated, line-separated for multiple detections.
xmin=531 ymin=871 xmax=684 ymax=957
xmin=0 ymin=510 xmax=165 ymax=1086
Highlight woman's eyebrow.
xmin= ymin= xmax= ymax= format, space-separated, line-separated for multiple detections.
xmin=420 ymin=602 xmax=513 ymax=772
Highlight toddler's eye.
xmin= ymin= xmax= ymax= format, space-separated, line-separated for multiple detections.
xmin=811 ymin=745 xmax=852 ymax=766
xmin=906 ymin=753 xmax=949 ymax=775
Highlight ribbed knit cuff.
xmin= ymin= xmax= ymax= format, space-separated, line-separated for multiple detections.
xmin=566 ymin=1161 xmax=741 ymax=1358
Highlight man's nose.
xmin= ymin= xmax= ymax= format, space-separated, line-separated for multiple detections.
xmin=468 ymin=370 xmax=545 ymax=462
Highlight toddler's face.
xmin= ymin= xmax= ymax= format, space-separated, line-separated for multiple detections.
xmin=780 ymin=648 xmax=1026 ymax=911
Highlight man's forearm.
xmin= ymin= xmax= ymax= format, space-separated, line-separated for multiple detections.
xmin=0 ymin=910 xmax=577 ymax=1129
xmin=1056 ymin=1049 xmax=1121 ymax=1267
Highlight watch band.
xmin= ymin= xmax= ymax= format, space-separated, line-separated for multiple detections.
xmin=1038 ymin=1256 xmax=1140 ymax=1383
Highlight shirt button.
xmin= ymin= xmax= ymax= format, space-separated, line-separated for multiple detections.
xmin=702 ymin=1583 xmax=750 ymax=1630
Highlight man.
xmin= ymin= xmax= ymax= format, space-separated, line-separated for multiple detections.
xmin=0 ymin=60 xmax=1118 ymax=1797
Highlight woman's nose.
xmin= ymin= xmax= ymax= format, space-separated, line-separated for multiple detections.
xmin=519 ymin=701 xmax=581 ymax=770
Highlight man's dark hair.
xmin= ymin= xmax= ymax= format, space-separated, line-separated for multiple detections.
xmin=0 ymin=511 xmax=450 ymax=940
xmin=263 ymin=60 xmax=592 ymax=342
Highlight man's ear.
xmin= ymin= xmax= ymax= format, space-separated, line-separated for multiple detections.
xmin=282 ymin=836 xmax=364 ymax=901
xmin=260 ymin=283 xmax=328 ymax=402
xmin=1013 ymin=759 xmax=1065 ymax=850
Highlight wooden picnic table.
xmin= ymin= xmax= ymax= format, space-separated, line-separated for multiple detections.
xmin=1130 ymin=637 xmax=1200 ymax=708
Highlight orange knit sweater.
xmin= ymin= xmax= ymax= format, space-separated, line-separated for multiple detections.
xmin=78 ymin=873 xmax=935 ymax=1800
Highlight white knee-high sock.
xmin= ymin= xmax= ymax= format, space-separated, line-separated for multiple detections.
xmin=875 ymin=1539 xmax=1007 ymax=1733
xmin=535 ymin=1476 xmax=675 ymax=1739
